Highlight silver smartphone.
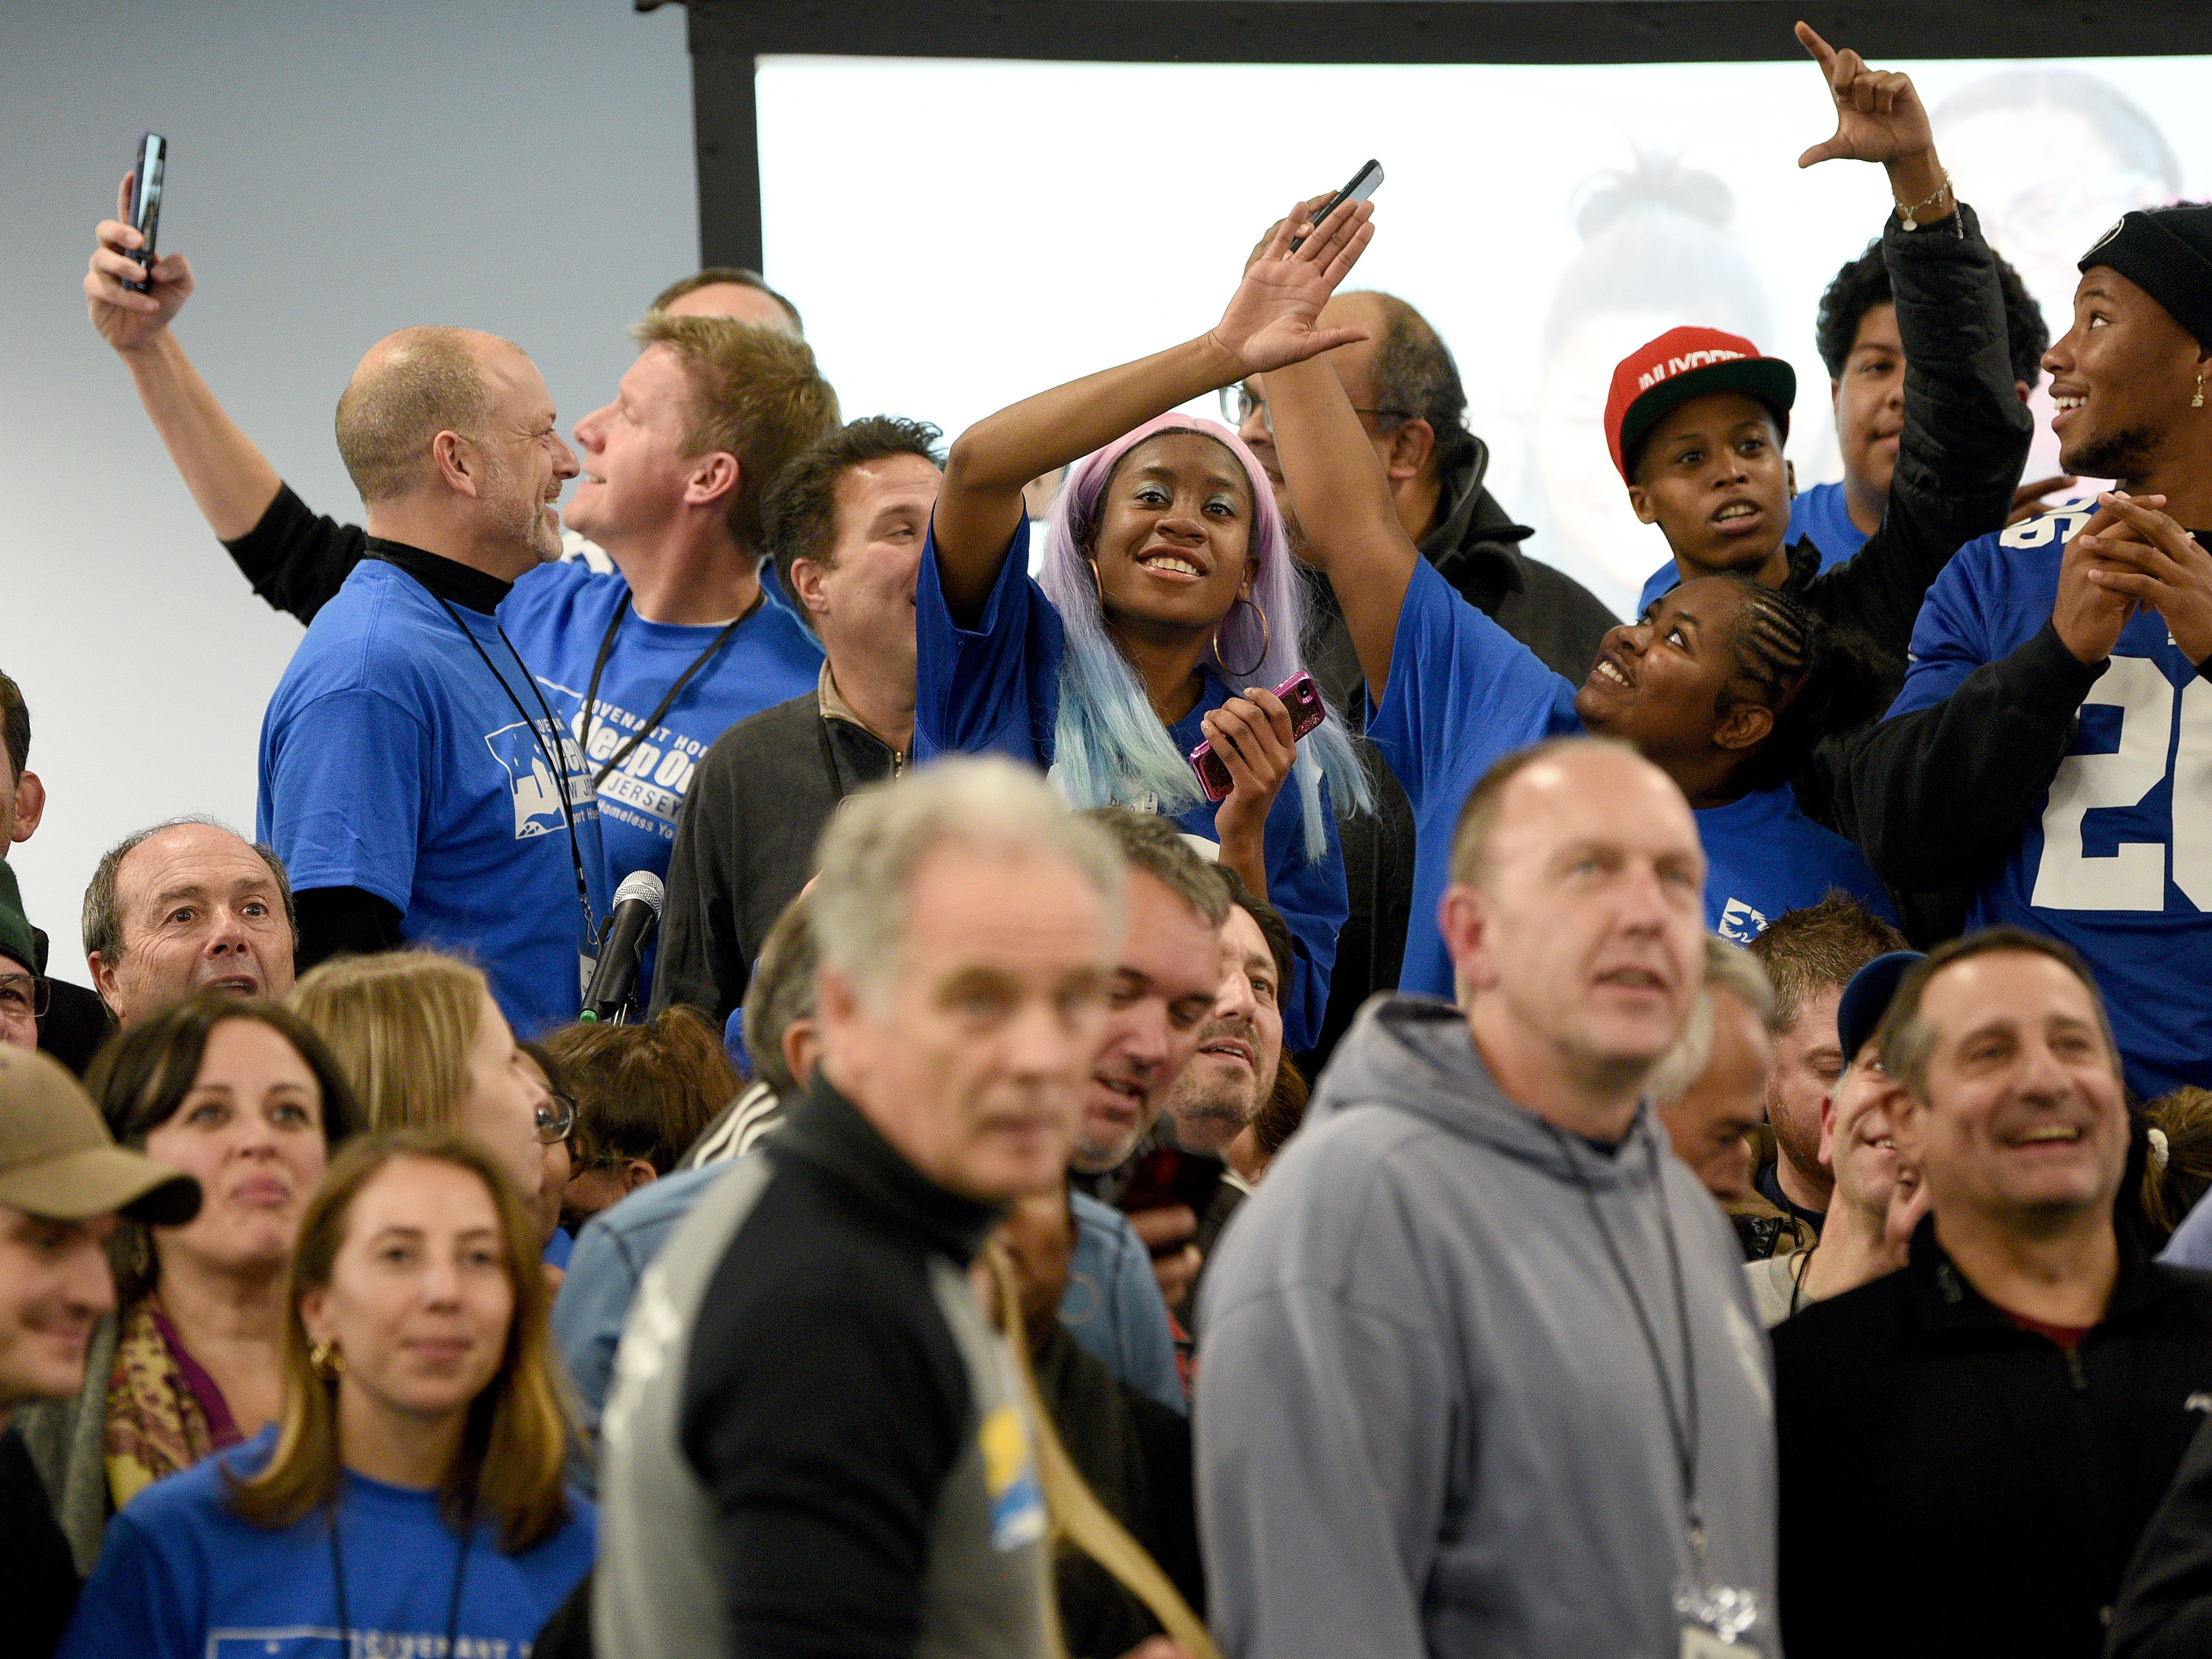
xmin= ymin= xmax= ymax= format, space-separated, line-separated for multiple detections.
xmin=1289 ymin=159 xmax=1382 ymax=252
xmin=127 ymin=132 xmax=167 ymax=294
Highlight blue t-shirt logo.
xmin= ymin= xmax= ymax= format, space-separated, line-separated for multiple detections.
xmin=1718 ymin=897 xmax=1769 ymax=943
xmin=485 ymin=721 xmax=571 ymax=841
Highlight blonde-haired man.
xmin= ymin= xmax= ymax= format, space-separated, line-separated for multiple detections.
xmin=85 ymin=198 xmax=838 ymax=1018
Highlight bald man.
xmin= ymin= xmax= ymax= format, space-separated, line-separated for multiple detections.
xmin=87 ymin=196 xmax=841 ymax=1022
xmin=1233 ymin=291 xmax=1618 ymax=1059
xmin=268 ymin=324 xmax=610 ymax=1033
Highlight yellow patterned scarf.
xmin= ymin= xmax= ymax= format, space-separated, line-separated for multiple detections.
xmin=104 ymin=1298 xmax=220 ymax=1510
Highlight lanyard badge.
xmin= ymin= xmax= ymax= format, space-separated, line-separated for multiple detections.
xmin=1548 ymin=1123 xmax=1769 ymax=1654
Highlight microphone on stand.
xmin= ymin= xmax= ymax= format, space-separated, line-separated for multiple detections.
xmin=581 ymin=870 xmax=664 ymax=1024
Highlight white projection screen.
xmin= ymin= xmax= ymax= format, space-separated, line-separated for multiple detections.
xmin=757 ymin=53 xmax=2206 ymax=617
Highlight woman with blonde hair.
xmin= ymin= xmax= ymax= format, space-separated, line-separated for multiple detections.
xmin=289 ymin=951 xmax=565 ymax=1223
xmin=57 ymin=1129 xmax=593 ymax=1656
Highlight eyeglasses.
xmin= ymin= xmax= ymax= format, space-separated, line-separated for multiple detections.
xmin=535 ymin=1091 xmax=577 ymax=1145
xmin=1216 ymin=383 xmax=1408 ymax=434
xmin=0 ymin=973 xmax=48 ymax=1022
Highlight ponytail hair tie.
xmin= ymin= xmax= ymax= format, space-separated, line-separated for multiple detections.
xmin=2150 ymin=1125 xmax=2171 ymax=1174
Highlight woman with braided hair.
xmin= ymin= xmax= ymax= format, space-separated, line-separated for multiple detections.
xmin=1263 ymin=286 xmax=1899 ymax=989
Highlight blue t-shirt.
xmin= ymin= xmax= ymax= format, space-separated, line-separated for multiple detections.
xmin=1373 ymin=559 xmax=1896 ymax=994
xmin=502 ymin=560 xmax=824 ymax=1004
xmin=914 ymin=519 xmax=1347 ymax=1052
xmin=1368 ymin=560 xmax=1583 ymax=997
xmin=258 ymin=560 xmax=610 ymax=1036
xmin=1065 ymin=1189 xmax=1185 ymax=1415
xmin=1696 ymin=785 xmax=1899 ymax=944
xmin=1886 ymin=500 xmax=2212 ymax=1097
xmin=57 ymin=1428 xmax=595 ymax=1659
xmin=1637 ymin=481 xmax=1868 ymax=617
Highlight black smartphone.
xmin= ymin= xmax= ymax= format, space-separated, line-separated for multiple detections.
xmin=1115 ymin=1144 xmax=1227 ymax=1241
xmin=126 ymin=132 xmax=167 ymax=294
xmin=1189 ymin=670 xmax=1327 ymax=803
xmin=1288 ymin=159 xmax=1382 ymax=252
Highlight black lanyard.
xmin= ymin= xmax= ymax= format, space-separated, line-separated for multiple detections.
xmin=1545 ymin=1122 xmax=1707 ymax=1579
xmin=581 ymin=589 xmax=760 ymax=788
xmin=423 ymin=589 xmax=596 ymax=947
xmin=329 ymin=1497 xmax=471 ymax=1654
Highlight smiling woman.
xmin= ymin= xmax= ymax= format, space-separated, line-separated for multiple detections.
xmin=53 ymin=1131 xmax=593 ymax=1659
xmin=11 ymin=997 xmax=359 ymax=1573
xmin=918 ymin=197 xmax=1380 ymax=1052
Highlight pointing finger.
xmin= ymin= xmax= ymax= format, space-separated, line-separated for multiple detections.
xmin=1795 ymin=20 xmax=1836 ymax=68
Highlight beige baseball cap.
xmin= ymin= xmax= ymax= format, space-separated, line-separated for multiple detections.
xmin=0 ymin=1047 xmax=200 ymax=1225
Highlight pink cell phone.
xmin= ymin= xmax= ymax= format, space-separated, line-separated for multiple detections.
xmin=1189 ymin=671 xmax=1326 ymax=802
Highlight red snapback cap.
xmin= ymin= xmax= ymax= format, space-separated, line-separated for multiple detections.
xmin=1604 ymin=326 xmax=1797 ymax=483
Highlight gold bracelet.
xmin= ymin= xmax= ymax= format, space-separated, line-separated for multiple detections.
xmin=1895 ymin=170 xmax=1952 ymax=232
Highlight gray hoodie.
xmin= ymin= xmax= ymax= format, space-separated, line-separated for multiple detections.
xmin=1196 ymin=997 xmax=1779 ymax=1658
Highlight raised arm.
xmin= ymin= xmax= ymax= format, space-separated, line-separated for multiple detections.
xmin=1791 ymin=26 xmax=2033 ymax=654
xmin=930 ymin=196 xmax=1376 ymax=619
xmin=1263 ymin=352 xmax=1419 ymax=703
xmin=86 ymin=174 xmax=281 ymax=541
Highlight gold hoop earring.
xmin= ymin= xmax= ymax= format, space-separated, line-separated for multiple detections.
xmin=1087 ymin=558 xmax=1104 ymax=611
xmin=2194 ymin=371 xmax=2204 ymax=409
xmin=308 ymin=1338 xmax=346 ymax=1380
xmin=1212 ymin=595 xmax=1271 ymax=680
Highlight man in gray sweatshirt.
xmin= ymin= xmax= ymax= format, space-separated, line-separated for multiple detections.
xmin=1197 ymin=736 xmax=1780 ymax=1657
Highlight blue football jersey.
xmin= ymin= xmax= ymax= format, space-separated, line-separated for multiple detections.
xmin=1887 ymin=498 xmax=2212 ymax=1096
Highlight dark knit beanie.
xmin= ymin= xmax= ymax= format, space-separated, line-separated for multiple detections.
xmin=2079 ymin=203 xmax=2212 ymax=353
xmin=0 ymin=861 xmax=34 ymax=979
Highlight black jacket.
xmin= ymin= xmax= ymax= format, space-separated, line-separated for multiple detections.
xmin=1775 ymin=1215 xmax=2212 ymax=1659
xmin=1303 ymin=439 xmax=1615 ymax=1063
xmin=28 ymin=925 xmax=109 ymax=1078
xmin=1033 ymin=1320 xmax=1203 ymax=1657
xmin=1783 ymin=201 xmax=2035 ymax=683
xmin=2108 ymin=1410 xmax=2212 ymax=1659
xmin=650 ymin=689 xmax=900 ymax=1024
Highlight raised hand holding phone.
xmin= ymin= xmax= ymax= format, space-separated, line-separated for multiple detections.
xmin=124 ymin=134 xmax=166 ymax=292
xmin=1205 ymin=192 xmax=1377 ymax=381
xmin=1288 ymin=160 xmax=1382 ymax=252
xmin=87 ymin=164 xmax=195 ymax=353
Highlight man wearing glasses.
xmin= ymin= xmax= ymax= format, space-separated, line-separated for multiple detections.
xmin=1227 ymin=291 xmax=1617 ymax=1058
xmin=1225 ymin=290 xmax=1617 ymax=683
xmin=0 ymin=872 xmax=44 ymax=1053
xmin=0 ymin=673 xmax=108 ymax=1075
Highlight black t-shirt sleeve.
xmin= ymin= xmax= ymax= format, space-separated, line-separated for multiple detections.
xmin=293 ymin=884 xmax=405 ymax=971
xmin=680 ymin=1186 xmax=970 ymax=1659
xmin=221 ymin=483 xmax=369 ymax=624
